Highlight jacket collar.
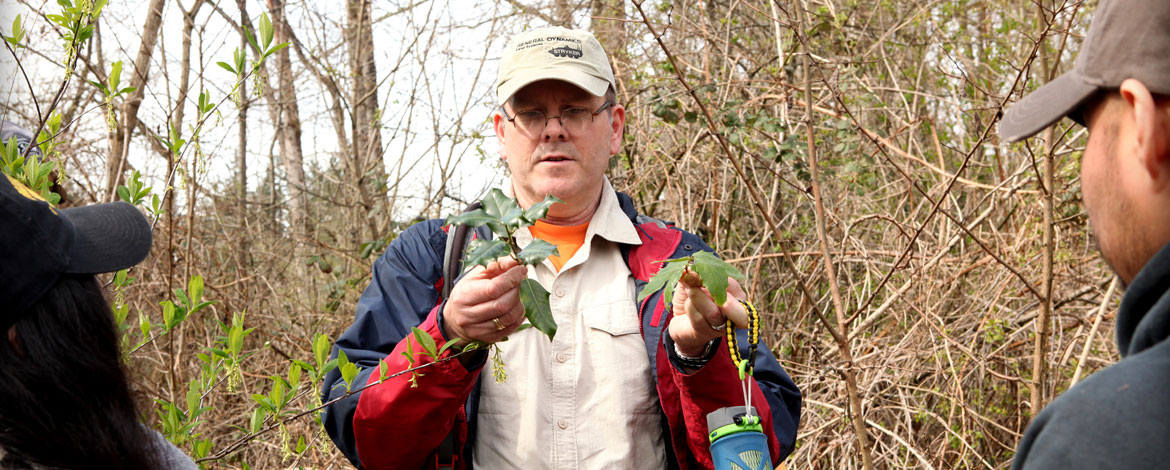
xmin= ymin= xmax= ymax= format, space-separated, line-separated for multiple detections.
xmin=1116 ymin=241 xmax=1170 ymax=356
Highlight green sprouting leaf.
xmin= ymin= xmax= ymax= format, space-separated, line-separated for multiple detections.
xmin=377 ymin=359 xmax=389 ymax=381
xmin=313 ymin=334 xmax=331 ymax=372
xmin=519 ymin=279 xmax=555 ymax=340
xmin=462 ymin=238 xmax=509 ymax=273
xmin=690 ymin=251 xmax=746 ymax=305
xmin=250 ymin=408 xmax=267 ymax=433
xmin=521 ymin=194 xmax=563 ymax=224
xmin=117 ymin=185 xmax=131 ymax=204
xmin=258 ymin=12 xmax=274 ymax=50
xmin=6 ymin=15 xmax=25 ymax=48
xmin=217 ymin=61 xmax=236 ymax=74
xmin=287 ymin=362 xmax=302 ymax=386
xmin=437 ymin=338 xmax=460 ymax=357
xmin=295 ymin=434 xmax=307 ymax=453
xmin=265 ymin=42 xmax=290 ymax=57
xmin=188 ymin=275 xmax=204 ymax=305
xmin=637 ymin=257 xmax=690 ymax=306
xmin=161 ymin=300 xmax=176 ymax=330
xmin=412 ymin=327 xmax=438 ymax=359
xmin=243 ymin=25 xmax=260 ymax=55
xmin=516 ymin=239 xmax=559 ymax=266
xmin=337 ymin=350 xmax=357 ymax=393
xmin=138 ymin=310 xmax=151 ymax=339
xmin=108 ymin=60 xmax=122 ymax=92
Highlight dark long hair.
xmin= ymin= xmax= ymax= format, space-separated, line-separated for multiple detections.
xmin=0 ymin=274 xmax=162 ymax=469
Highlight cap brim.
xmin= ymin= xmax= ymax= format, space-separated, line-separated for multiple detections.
xmin=60 ymin=201 xmax=152 ymax=274
xmin=1000 ymin=71 xmax=1100 ymax=143
xmin=497 ymin=67 xmax=611 ymax=104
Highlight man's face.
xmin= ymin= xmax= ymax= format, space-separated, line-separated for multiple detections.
xmin=1081 ymin=95 xmax=1148 ymax=284
xmin=493 ymin=80 xmax=625 ymax=215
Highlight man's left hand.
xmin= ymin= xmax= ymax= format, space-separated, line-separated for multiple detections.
xmin=668 ymin=272 xmax=750 ymax=358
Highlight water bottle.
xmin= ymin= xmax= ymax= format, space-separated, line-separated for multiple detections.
xmin=707 ymin=406 xmax=772 ymax=470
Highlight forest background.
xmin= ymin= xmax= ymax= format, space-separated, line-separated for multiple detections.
xmin=0 ymin=0 xmax=1110 ymax=468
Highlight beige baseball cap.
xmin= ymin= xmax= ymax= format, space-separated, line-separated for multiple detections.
xmin=496 ymin=26 xmax=617 ymax=104
xmin=1000 ymin=0 xmax=1170 ymax=142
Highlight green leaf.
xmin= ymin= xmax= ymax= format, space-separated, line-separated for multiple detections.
xmin=337 ymin=350 xmax=357 ymax=392
xmin=250 ymin=408 xmax=266 ymax=433
xmin=188 ymin=275 xmax=204 ymax=305
xmin=516 ymin=239 xmax=559 ymax=266
xmin=521 ymin=194 xmax=563 ymax=224
xmin=258 ymin=12 xmax=274 ymax=49
xmin=108 ymin=60 xmax=122 ymax=92
xmin=445 ymin=208 xmax=495 ymax=228
xmin=437 ymin=338 xmax=460 ymax=357
xmin=161 ymin=300 xmax=176 ymax=331
xmin=690 ymin=251 xmax=745 ymax=305
xmin=637 ymin=257 xmax=689 ymax=306
xmin=288 ymin=363 xmax=302 ymax=386
xmin=462 ymin=238 xmax=509 ymax=272
xmin=481 ymin=188 xmax=524 ymax=230
xmin=519 ymin=279 xmax=556 ymax=340
xmin=412 ymin=327 xmax=438 ymax=359
xmin=313 ymin=334 xmax=331 ymax=371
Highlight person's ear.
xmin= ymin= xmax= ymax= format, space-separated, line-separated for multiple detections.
xmin=608 ymin=104 xmax=626 ymax=155
xmin=1120 ymin=78 xmax=1170 ymax=191
xmin=493 ymin=110 xmax=508 ymax=162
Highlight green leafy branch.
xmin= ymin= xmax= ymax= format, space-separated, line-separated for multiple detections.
xmin=89 ymin=60 xmax=136 ymax=130
xmin=637 ymin=251 xmax=747 ymax=307
xmin=445 ymin=188 xmax=563 ymax=341
xmin=216 ymin=12 xmax=289 ymax=104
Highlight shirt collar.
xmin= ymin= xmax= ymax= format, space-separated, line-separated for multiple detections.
xmin=506 ymin=176 xmax=642 ymax=246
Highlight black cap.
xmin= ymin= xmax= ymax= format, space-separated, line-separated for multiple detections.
xmin=1000 ymin=0 xmax=1170 ymax=142
xmin=1 ymin=168 xmax=152 ymax=327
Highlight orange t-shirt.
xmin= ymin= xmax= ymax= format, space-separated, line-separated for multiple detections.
xmin=528 ymin=220 xmax=589 ymax=271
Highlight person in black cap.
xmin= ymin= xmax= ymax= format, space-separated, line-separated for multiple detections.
xmin=1000 ymin=0 xmax=1170 ymax=468
xmin=0 ymin=143 xmax=194 ymax=468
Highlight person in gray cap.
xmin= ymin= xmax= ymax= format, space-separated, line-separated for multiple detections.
xmin=1001 ymin=0 xmax=1170 ymax=468
xmin=321 ymin=27 xmax=800 ymax=469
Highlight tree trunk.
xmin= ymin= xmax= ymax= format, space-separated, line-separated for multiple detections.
xmin=104 ymin=0 xmax=166 ymax=201
xmin=266 ymin=0 xmax=308 ymax=238
xmin=346 ymin=0 xmax=387 ymax=239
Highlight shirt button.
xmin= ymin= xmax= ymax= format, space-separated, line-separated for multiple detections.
xmin=555 ymin=288 xmax=566 ymax=297
xmin=557 ymin=418 xmax=569 ymax=429
xmin=556 ymin=352 xmax=568 ymax=363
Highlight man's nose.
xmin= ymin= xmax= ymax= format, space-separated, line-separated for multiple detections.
xmin=542 ymin=116 xmax=568 ymax=142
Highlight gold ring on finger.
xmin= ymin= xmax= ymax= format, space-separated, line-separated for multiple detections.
xmin=492 ymin=317 xmax=506 ymax=331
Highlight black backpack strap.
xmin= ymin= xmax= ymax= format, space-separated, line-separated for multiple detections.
xmin=442 ymin=201 xmax=482 ymax=299
xmin=436 ymin=201 xmax=482 ymax=470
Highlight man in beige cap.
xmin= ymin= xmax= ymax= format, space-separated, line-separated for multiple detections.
xmin=1000 ymin=0 xmax=1170 ymax=468
xmin=322 ymin=27 xmax=800 ymax=469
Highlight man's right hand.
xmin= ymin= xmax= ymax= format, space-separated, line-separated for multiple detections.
xmin=442 ymin=257 xmax=529 ymax=347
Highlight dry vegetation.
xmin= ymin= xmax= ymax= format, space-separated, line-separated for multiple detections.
xmin=0 ymin=0 xmax=1116 ymax=468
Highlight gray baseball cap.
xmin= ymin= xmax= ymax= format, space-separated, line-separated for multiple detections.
xmin=496 ymin=27 xmax=617 ymax=104
xmin=1000 ymin=0 xmax=1170 ymax=142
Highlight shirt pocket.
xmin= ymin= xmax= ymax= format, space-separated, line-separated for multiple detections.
xmin=582 ymin=299 xmax=658 ymax=415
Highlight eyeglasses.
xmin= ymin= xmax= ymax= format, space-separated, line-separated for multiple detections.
xmin=501 ymin=101 xmax=614 ymax=136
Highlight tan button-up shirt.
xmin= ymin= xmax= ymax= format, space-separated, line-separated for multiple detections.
xmin=473 ymin=178 xmax=667 ymax=469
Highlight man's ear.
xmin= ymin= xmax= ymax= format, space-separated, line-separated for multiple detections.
xmin=608 ymin=104 xmax=626 ymax=155
xmin=493 ymin=111 xmax=508 ymax=162
xmin=1120 ymin=79 xmax=1170 ymax=191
